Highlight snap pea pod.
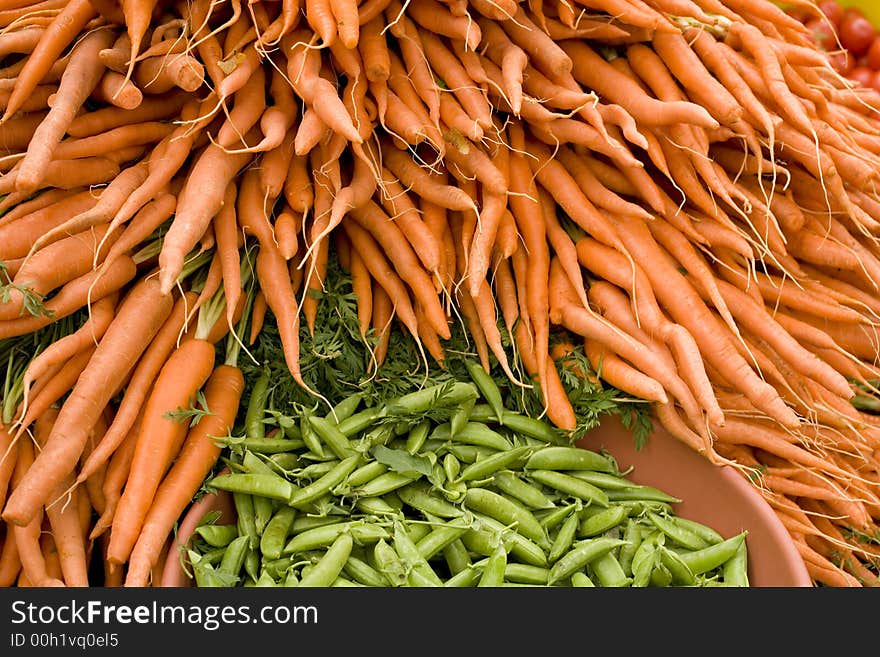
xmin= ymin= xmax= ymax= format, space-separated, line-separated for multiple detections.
xmin=525 ymin=446 xmax=616 ymax=473
xmin=478 ymin=542 xmax=508 ymax=587
xmin=372 ymin=538 xmax=408 ymax=587
xmin=547 ymin=508 xmax=580 ymax=563
xmin=491 ymin=470 xmax=557 ymax=510
xmin=218 ymin=535 xmax=250 ymax=578
xmin=209 ymin=473 xmax=296 ymax=503
xmin=548 ymin=537 xmax=627 ymax=585
xmin=195 ymin=523 xmax=239 ymax=548
xmin=432 ymin=422 xmax=513 ymax=451
xmin=590 ymin=551 xmax=632 ymax=587
xmin=300 ymin=414 xmax=325 ymax=459
xmin=415 ymin=518 xmax=471 ymax=560
xmin=578 ymin=505 xmax=630 ymax=538
xmin=341 ymin=553 xmax=389 ymax=587
xmin=326 ymin=393 xmax=363 ymax=426
xmin=499 ymin=412 xmax=568 ymax=446
xmin=455 ymin=446 xmax=532 ymax=483
xmin=405 ymin=419 xmax=431 ymax=455
xmin=260 ymin=506 xmax=297 ymax=560
xmin=309 ymin=414 xmax=357 ymax=460
xmin=444 ymin=564 xmax=482 ymax=587
xmin=648 ymin=512 xmax=711 ymax=551
xmin=527 ymin=470 xmax=610 ymax=507
xmin=288 ymin=455 xmax=362 ymax=509
xmin=571 ymin=572 xmax=595 ymax=587
xmin=444 ymin=444 xmax=498 ymax=464
xmin=218 ymin=436 xmax=306 ymax=454
xmin=466 ymin=513 xmax=548 ymax=567
xmin=659 ymin=547 xmax=696 ymax=586
xmin=355 ymin=471 xmax=421 ymax=498
xmin=618 ymin=519 xmax=644 ymax=577
xmin=606 ymin=485 xmax=681 ymax=504
xmin=244 ymin=370 xmax=270 ymax=439
xmin=283 ymin=520 xmax=389 ymax=555
xmin=722 ymin=539 xmax=750 ymax=587
xmin=396 ymin=481 xmax=464 ymax=518
xmin=463 ymin=487 xmax=550 ymax=548
xmin=392 ymin=521 xmax=444 ymax=587
xmin=346 ymin=461 xmax=389 ymax=489
xmin=298 ymin=533 xmax=354 ymax=587
xmin=442 ymin=453 xmax=460 ymax=482
xmin=234 ymin=492 xmax=258 ymax=551
xmin=466 ymin=361 xmax=505 ymax=426
xmin=442 ymin=538 xmax=472 ymax=576
xmin=672 ymin=516 xmax=725 ymax=545
xmin=450 ymin=395 xmax=475 ymax=439
xmin=336 ymin=407 xmax=381 ymax=437
xmin=677 ymin=531 xmax=748 ymax=576
xmin=536 ymin=502 xmax=578 ymax=531
xmin=355 ymin=496 xmax=403 ymax=517
xmin=387 ymin=382 xmax=479 ymax=414
xmin=504 ymin=563 xmax=551 ymax=585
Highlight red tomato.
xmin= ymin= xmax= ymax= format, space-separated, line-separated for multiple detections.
xmin=817 ymin=0 xmax=844 ymax=27
xmin=849 ymin=65 xmax=875 ymax=88
xmin=839 ymin=12 xmax=876 ymax=55
xmin=805 ymin=17 xmax=839 ymax=50
xmin=867 ymin=37 xmax=880 ymax=69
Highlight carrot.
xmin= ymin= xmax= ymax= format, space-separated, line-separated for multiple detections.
xmin=124 ymin=362 xmax=244 ymax=586
xmin=0 ymin=0 xmax=96 ymax=123
xmin=381 ymin=144 xmax=475 ymax=212
xmin=369 ymin=276 xmax=394 ymax=369
xmin=67 ymin=90 xmax=189 ymax=138
xmin=0 ymin=524 xmax=21 ymax=586
xmin=119 ymin=0 xmax=161 ymax=86
xmin=0 ymin=424 xmax=17 ymax=512
xmin=158 ymin=140 xmax=254 ymax=294
xmin=248 ymin=289 xmax=268 ymax=345
xmin=107 ymin=332 xmax=216 ymax=566
xmin=2 ymin=275 xmax=173 ymax=527
xmin=0 ymin=255 xmax=137 ymax=341
xmin=77 ymin=290 xmax=198 ymax=485
xmin=133 ymin=52 xmax=205 ymax=94
xmin=0 ymin=224 xmax=118 ymax=321
xmin=91 ymin=409 xmax=142 ymax=540
xmin=13 ymin=26 xmax=115 ymax=193
xmin=8 ymin=438 xmax=63 ymax=586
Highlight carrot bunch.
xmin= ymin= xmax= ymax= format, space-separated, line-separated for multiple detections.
xmin=1 ymin=0 xmax=880 ymax=587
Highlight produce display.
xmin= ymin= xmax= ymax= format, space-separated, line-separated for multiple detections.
xmin=1 ymin=0 xmax=880 ymax=588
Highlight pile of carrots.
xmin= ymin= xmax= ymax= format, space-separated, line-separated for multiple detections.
xmin=1 ymin=0 xmax=880 ymax=587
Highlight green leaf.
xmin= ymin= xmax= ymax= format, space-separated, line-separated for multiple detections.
xmin=371 ymin=445 xmax=434 ymax=478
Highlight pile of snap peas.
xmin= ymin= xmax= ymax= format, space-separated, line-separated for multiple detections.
xmin=187 ymin=361 xmax=750 ymax=587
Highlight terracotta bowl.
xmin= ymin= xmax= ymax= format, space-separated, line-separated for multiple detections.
xmin=577 ymin=414 xmax=813 ymax=587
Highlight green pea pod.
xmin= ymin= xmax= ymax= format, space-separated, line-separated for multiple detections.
xmin=309 ymin=414 xmax=357 ymax=460
xmin=499 ymin=412 xmax=568 ymax=446
xmin=578 ymin=505 xmax=630 ymax=538
xmin=671 ymin=516 xmax=725 ymax=545
xmin=326 ymin=393 xmax=363 ymax=426
xmin=346 ymin=461 xmax=389 ymax=489
xmin=464 ymin=487 xmax=549 ymax=548
xmin=565 ymin=470 xmax=638 ymax=490
xmin=442 ymin=453 xmax=460 ymax=482
xmin=591 ymin=551 xmax=632 ymax=587
xmin=355 ymin=471 xmax=421 ymax=498
xmin=548 ymin=537 xmax=628 ymax=585
xmin=355 ymin=496 xmax=402 ymax=517
xmin=244 ymin=548 xmax=260 ymax=583
xmin=282 ymin=570 xmax=299 ymax=587
xmin=298 ymin=532 xmax=354 ymax=587
xmin=456 ymin=447 xmax=532 ymax=483
xmin=194 ymin=524 xmax=239 ymax=548
xmin=631 ymin=541 xmax=658 ymax=588
xmin=415 ymin=518 xmax=471 ymax=560
xmin=444 ymin=564 xmax=481 ymax=587
xmin=468 ymin=513 xmax=548 ymax=567
xmin=444 ymin=444 xmax=498 ymax=464
xmin=190 ymin=553 xmax=227 ymax=587
xmin=525 ymin=446 xmax=616 ymax=473
xmin=677 ymin=531 xmax=747 ymax=576
xmin=268 ymin=452 xmax=300 ymax=471
xmin=505 ymin=563 xmax=550 ymax=585
xmin=404 ymin=522 xmax=432 ymax=544
xmin=300 ymin=414 xmax=325 ymax=459
xmin=283 ymin=521 xmax=389 ymax=555
xmin=536 ymin=502 xmax=578 ymax=530
xmin=548 ymin=508 xmax=580 ymax=563
xmin=234 ymin=492 xmax=258 ymax=550
xmin=342 ymin=553 xmax=390 ymax=587
xmin=331 ymin=576 xmax=363 ymax=587
xmin=392 ymin=521 xmax=444 ymax=587
xmin=210 ymin=473 xmax=296 ymax=503
xmin=253 ymin=495 xmax=276 ymax=536
xmin=443 ymin=538 xmax=472 ymax=576
xmin=288 ymin=455 xmax=361 ymax=509
xmin=450 ymin=396 xmax=476 ymax=439
xmin=478 ymin=542 xmax=508 ymax=587
xmin=373 ymin=538 xmax=408 ymax=587
xmin=262 ymin=557 xmax=294 ymax=581
xmin=396 ymin=482 xmax=464 ymax=518
xmin=464 ymin=361 xmax=504 ymax=421
xmin=606 ymin=485 xmax=680 ymax=504
xmin=527 ymin=470 xmax=610 ymax=507
xmin=382 ymin=381 xmax=478 ymax=417
xmin=571 ymin=572 xmax=595 ymax=587
xmin=455 ymin=422 xmax=514 ymax=451
xmin=492 ymin=470 xmax=557 ymax=510
xmin=260 ymin=506 xmax=298 ymax=560
xmin=649 ymin=560 xmax=673 ymax=587
xmin=291 ymin=515 xmax=344 ymax=535
xmin=468 ymin=403 xmax=499 ymax=424
xmin=219 ymin=436 xmax=305 ymax=454
xmin=659 ymin=546 xmax=696 ymax=586
xmin=218 ymin=535 xmax=250 ymax=578
xmin=405 ymin=419 xmax=431 ymax=455
xmin=244 ymin=370 xmax=270 ymax=439
xmin=648 ymin=512 xmax=712 ymax=551
xmin=336 ymin=407 xmax=381 ymax=437
xmin=722 ymin=539 xmax=749 ymax=587
xmin=618 ymin=519 xmax=644 ymax=577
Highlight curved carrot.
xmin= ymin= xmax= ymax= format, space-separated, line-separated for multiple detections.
xmin=2 ymin=275 xmax=173 ymax=527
